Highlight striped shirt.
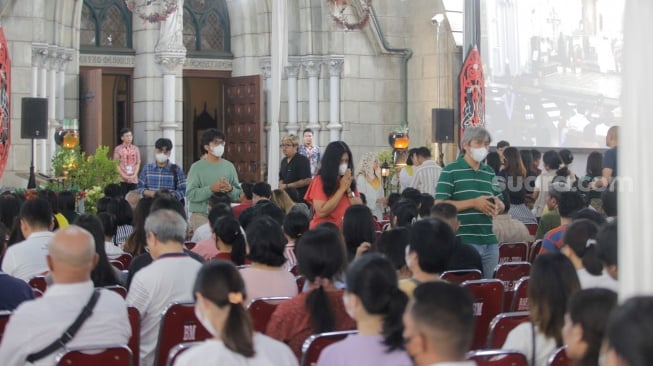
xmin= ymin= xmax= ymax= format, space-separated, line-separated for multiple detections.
xmin=410 ymin=160 xmax=442 ymax=196
xmin=435 ymin=156 xmax=502 ymax=245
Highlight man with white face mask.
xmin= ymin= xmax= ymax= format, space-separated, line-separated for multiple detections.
xmin=435 ymin=127 xmax=505 ymax=278
xmin=186 ymin=129 xmax=243 ymax=234
xmin=137 ymin=138 xmax=186 ymax=201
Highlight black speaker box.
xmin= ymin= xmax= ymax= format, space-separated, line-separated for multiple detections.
xmin=21 ymin=97 xmax=48 ymax=139
xmin=432 ymin=108 xmax=455 ymax=143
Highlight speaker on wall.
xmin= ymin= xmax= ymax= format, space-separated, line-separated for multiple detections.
xmin=21 ymin=97 xmax=48 ymax=140
xmin=432 ymin=108 xmax=455 ymax=143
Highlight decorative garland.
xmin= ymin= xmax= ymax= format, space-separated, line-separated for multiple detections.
xmin=327 ymin=0 xmax=372 ymax=31
xmin=125 ymin=0 xmax=178 ymax=24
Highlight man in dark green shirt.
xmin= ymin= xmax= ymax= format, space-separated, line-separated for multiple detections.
xmin=435 ymin=127 xmax=504 ymax=278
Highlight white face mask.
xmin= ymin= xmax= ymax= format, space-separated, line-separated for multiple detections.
xmin=339 ymin=163 xmax=348 ymax=176
xmin=194 ymin=303 xmax=217 ymax=336
xmin=342 ymin=293 xmax=356 ymax=320
xmin=405 ymin=246 xmax=413 ymax=270
xmin=211 ymin=144 xmax=224 ymax=158
xmin=155 ymin=153 xmax=168 ymax=163
xmin=471 ymin=146 xmax=489 ymax=163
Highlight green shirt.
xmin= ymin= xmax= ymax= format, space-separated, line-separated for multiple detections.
xmin=536 ymin=210 xmax=561 ymax=240
xmin=435 ymin=156 xmax=502 ymax=245
xmin=186 ymin=159 xmax=242 ymax=214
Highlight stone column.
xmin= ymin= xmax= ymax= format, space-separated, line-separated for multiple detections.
xmin=38 ymin=47 xmax=49 ymax=175
xmin=31 ymin=44 xmax=47 ymax=173
xmin=260 ymin=61 xmax=272 ymax=159
xmin=47 ymin=47 xmax=61 ymax=170
xmin=57 ymin=50 xmax=72 ymax=121
xmin=327 ymin=57 xmax=344 ymax=142
xmin=303 ymin=58 xmax=321 ymax=145
xmin=285 ymin=63 xmax=300 ymax=136
xmin=155 ymin=51 xmax=186 ymax=163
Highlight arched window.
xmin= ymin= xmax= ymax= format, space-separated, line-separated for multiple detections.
xmin=183 ymin=0 xmax=231 ymax=57
xmin=80 ymin=0 xmax=132 ymax=50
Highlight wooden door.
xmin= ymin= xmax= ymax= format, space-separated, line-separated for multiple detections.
xmin=79 ymin=68 xmax=102 ymax=155
xmin=224 ymin=75 xmax=263 ymax=182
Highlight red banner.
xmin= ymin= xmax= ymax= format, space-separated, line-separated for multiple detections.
xmin=0 ymin=27 xmax=10 ymax=181
xmin=459 ymin=46 xmax=484 ymax=140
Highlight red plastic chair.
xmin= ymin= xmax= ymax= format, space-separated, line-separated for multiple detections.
xmin=461 ymin=279 xmax=505 ymax=350
xmin=288 ymin=264 xmax=299 ymax=276
xmin=440 ymin=269 xmax=483 ymax=285
xmin=486 ymin=311 xmax=530 ymax=348
xmin=296 ymin=275 xmax=307 ymax=293
xmin=548 ymin=346 xmax=570 ymax=366
xmin=525 ymin=223 xmax=538 ymax=236
xmin=183 ymin=241 xmax=196 ymax=250
xmin=166 ymin=342 xmax=201 ymax=366
xmin=115 ymin=253 xmax=133 ymax=269
xmin=55 ymin=345 xmax=132 ymax=366
xmin=32 ymin=288 xmax=44 ymax=298
xmin=510 ymin=277 xmax=530 ymax=312
xmin=128 ymin=306 xmax=141 ymax=366
xmin=493 ymin=262 xmax=531 ymax=312
xmin=499 ymin=242 xmax=529 ymax=264
xmin=466 ymin=349 xmax=528 ymax=366
xmin=529 ymin=240 xmax=542 ymax=263
xmin=28 ymin=275 xmax=48 ymax=292
xmin=0 ymin=310 xmax=11 ymax=343
xmin=247 ymin=297 xmax=292 ymax=333
xmin=110 ymin=260 xmax=125 ymax=270
xmin=300 ymin=330 xmax=358 ymax=366
xmin=153 ymin=303 xmax=212 ymax=366
xmin=105 ymin=285 xmax=128 ymax=299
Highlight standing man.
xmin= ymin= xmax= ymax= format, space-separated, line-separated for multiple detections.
xmin=435 ymin=127 xmax=504 ymax=278
xmin=298 ymin=128 xmax=321 ymax=176
xmin=138 ymin=138 xmax=186 ymax=202
xmin=593 ymin=125 xmax=618 ymax=190
xmin=113 ymin=128 xmax=141 ymax=196
xmin=279 ymin=135 xmax=312 ymax=199
xmin=186 ymin=129 xmax=242 ymax=234
xmin=410 ymin=147 xmax=442 ymax=197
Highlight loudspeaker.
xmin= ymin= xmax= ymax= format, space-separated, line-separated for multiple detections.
xmin=21 ymin=97 xmax=48 ymax=139
xmin=432 ymin=108 xmax=455 ymax=143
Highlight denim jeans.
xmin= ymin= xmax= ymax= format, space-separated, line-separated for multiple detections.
xmin=470 ymin=243 xmax=499 ymax=279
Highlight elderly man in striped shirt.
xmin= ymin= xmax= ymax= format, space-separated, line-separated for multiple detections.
xmin=435 ymin=127 xmax=504 ymax=278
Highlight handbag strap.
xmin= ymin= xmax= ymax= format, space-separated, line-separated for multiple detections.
xmin=26 ymin=289 xmax=101 ymax=363
xmin=171 ymin=164 xmax=178 ymax=190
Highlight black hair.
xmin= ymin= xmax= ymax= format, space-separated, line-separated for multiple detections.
xmin=418 ymin=193 xmax=434 ymax=218
xmin=73 ymin=215 xmax=118 ymax=287
xmin=567 ymin=288 xmax=618 ymax=366
xmin=415 ymin=146 xmax=431 ymax=158
xmin=240 ymin=182 xmax=255 ymax=201
xmin=531 ymin=149 xmax=542 ymax=161
xmin=0 ymin=222 xmax=7 ymax=254
xmin=400 ymin=188 xmax=421 ymax=207
xmin=154 ymin=138 xmax=173 ymax=151
xmin=37 ymin=189 xmax=60 ymax=214
xmin=193 ymin=261 xmax=254 ymax=357
xmin=597 ymin=220 xmax=617 ymax=267
xmin=586 ymin=151 xmax=603 ymax=176
xmin=405 ymin=148 xmax=417 ymax=166
xmin=119 ymin=127 xmax=131 ymax=138
xmin=19 ymin=198 xmax=52 ymax=229
xmin=209 ymin=203 xmax=234 ymax=227
xmin=96 ymin=196 xmax=112 ymax=213
xmin=606 ymin=296 xmax=653 ymax=366
xmin=430 ymin=202 xmax=458 ymax=221
xmin=208 ymin=192 xmax=232 ymax=210
xmin=318 ymin=141 xmax=356 ymax=197
xmin=106 ymin=198 xmax=134 ymax=226
xmin=557 ymin=191 xmax=586 ymax=218
xmin=0 ymin=194 xmax=21 ymax=236
xmin=151 ymin=196 xmax=186 ymax=220
xmin=571 ymin=208 xmax=606 ymax=226
xmin=411 ymin=281 xmax=475 ymax=357
xmin=342 ymin=205 xmax=376 ymax=262
xmin=302 ymin=128 xmax=313 ymax=136
xmin=520 ymin=149 xmax=534 ymax=174
xmin=543 ymin=150 xmax=562 ymax=170
xmin=559 ymin=149 xmax=574 ymax=165
xmin=283 ymin=211 xmax=310 ymax=241
xmin=387 ymin=193 xmax=401 ymax=212
xmin=245 ymin=216 xmax=287 ymax=267
xmin=563 ymin=219 xmax=603 ymax=275
xmin=213 ymin=216 xmax=247 ymax=266
xmin=97 ymin=212 xmax=118 ymax=238
xmin=57 ymin=190 xmax=76 ymax=212
xmin=103 ymin=183 xmax=122 ymax=199
xmin=446 ymin=243 xmax=484 ymax=273
xmin=359 ymin=193 xmax=367 ymax=205
xmin=296 ymin=227 xmax=346 ymax=333
xmin=123 ymin=196 xmax=154 ymax=256
xmin=346 ymin=254 xmax=408 ymax=352
xmin=252 ymin=182 xmax=272 ymax=199
xmin=601 ymin=188 xmax=617 ymax=217
xmin=283 ymin=187 xmax=302 ymax=203
xmin=392 ymin=199 xmax=418 ymax=228
xmin=255 ymin=201 xmax=286 ymax=227
xmin=200 ymin=129 xmax=226 ymax=154
xmin=485 ymin=151 xmax=502 ymax=174
xmin=408 ymin=217 xmax=456 ymax=274
xmin=497 ymin=140 xmax=510 ymax=149
xmin=375 ymin=227 xmax=409 ymax=271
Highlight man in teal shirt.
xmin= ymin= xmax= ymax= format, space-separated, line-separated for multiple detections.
xmin=186 ymin=129 xmax=242 ymax=234
xmin=435 ymin=127 xmax=504 ymax=278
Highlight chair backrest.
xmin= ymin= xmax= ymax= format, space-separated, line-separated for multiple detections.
xmin=0 ymin=310 xmax=11 ymax=343
xmin=56 ymin=345 xmax=132 ymax=366
xmin=510 ymin=277 xmax=530 ymax=312
xmin=525 ymin=223 xmax=538 ymax=236
xmin=127 ymin=306 xmax=141 ymax=366
xmin=499 ymin=242 xmax=529 ymax=263
xmin=28 ymin=275 xmax=47 ymax=292
xmin=166 ymin=341 xmax=202 ymax=366
xmin=487 ymin=311 xmax=530 ymax=349
xmin=213 ymin=252 xmax=233 ymax=261
xmin=154 ymin=302 xmax=212 ymax=366
xmin=110 ymin=260 xmax=125 ymax=270
xmin=247 ymin=297 xmax=292 ymax=333
xmin=115 ymin=253 xmax=133 ymax=269
xmin=183 ymin=241 xmax=196 ymax=250
xmin=467 ymin=349 xmax=528 ymax=366
xmin=105 ymin=285 xmax=128 ymax=299
xmin=32 ymin=288 xmax=44 ymax=298
xmin=529 ymin=240 xmax=542 ymax=263
xmin=296 ymin=275 xmax=306 ymax=293
xmin=300 ymin=330 xmax=358 ymax=366
xmin=493 ymin=262 xmax=532 ymax=312
xmin=461 ymin=279 xmax=505 ymax=350
xmin=547 ymin=346 xmax=570 ymax=366
xmin=440 ymin=269 xmax=483 ymax=285
xmin=288 ymin=264 xmax=299 ymax=276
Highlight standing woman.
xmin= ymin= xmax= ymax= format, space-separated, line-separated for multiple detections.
xmin=356 ymin=152 xmax=386 ymax=220
xmin=304 ymin=141 xmax=362 ymax=229
xmin=499 ymin=147 xmax=538 ymax=225
xmin=579 ymin=151 xmax=604 ymax=211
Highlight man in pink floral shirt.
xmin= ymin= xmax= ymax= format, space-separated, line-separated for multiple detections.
xmin=298 ymin=128 xmax=321 ymax=176
xmin=113 ymin=128 xmax=141 ymax=196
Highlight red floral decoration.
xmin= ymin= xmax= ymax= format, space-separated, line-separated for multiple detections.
xmin=125 ymin=0 xmax=178 ymax=24
xmin=327 ymin=0 xmax=372 ymax=31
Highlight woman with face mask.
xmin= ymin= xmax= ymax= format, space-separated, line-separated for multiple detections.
xmin=304 ymin=141 xmax=363 ymax=229
xmin=173 ymin=261 xmax=298 ymax=366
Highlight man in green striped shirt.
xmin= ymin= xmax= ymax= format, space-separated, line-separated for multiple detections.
xmin=435 ymin=127 xmax=505 ymax=278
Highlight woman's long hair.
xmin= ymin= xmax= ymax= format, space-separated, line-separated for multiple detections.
xmin=346 ymin=253 xmax=408 ymax=352
xmin=318 ymin=141 xmax=356 ymax=197
xmin=342 ymin=204 xmax=376 ymax=262
xmin=213 ymin=216 xmax=247 ymax=266
xmin=123 ymin=197 xmax=154 ymax=256
xmin=563 ymin=219 xmax=603 ymax=275
xmin=73 ymin=215 xmax=118 ymax=287
xmin=503 ymin=147 xmax=526 ymax=178
xmin=194 ymin=261 xmax=254 ymax=357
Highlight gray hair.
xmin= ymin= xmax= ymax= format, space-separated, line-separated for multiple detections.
xmin=144 ymin=209 xmax=187 ymax=244
xmin=461 ymin=127 xmax=492 ymax=147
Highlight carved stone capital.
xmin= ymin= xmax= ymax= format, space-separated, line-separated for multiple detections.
xmin=303 ymin=59 xmax=321 ymax=78
xmin=32 ymin=43 xmax=49 ymax=68
xmin=260 ymin=60 xmax=272 ymax=79
xmin=155 ymin=50 xmax=186 ymax=74
xmin=285 ymin=63 xmax=300 ymax=79
xmin=327 ymin=58 xmax=344 ymax=77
